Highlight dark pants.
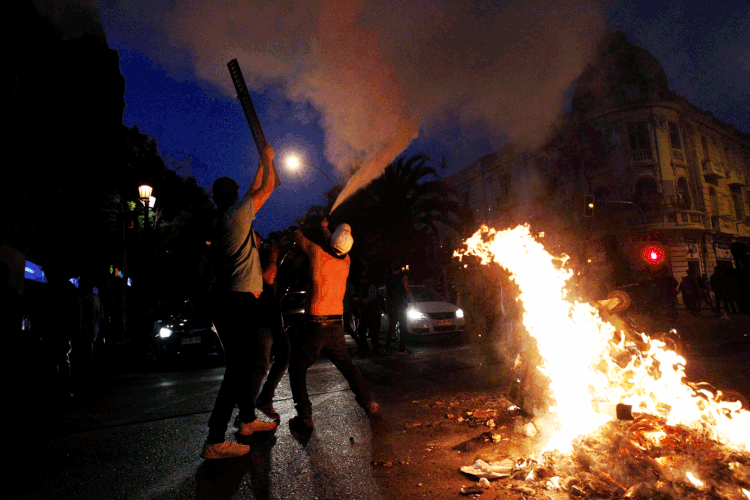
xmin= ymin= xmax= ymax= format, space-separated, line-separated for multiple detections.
xmin=715 ymin=293 xmax=737 ymax=315
xmin=386 ymin=304 xmax=406 ymax=352
xmin=289 ymin=317 xmax=371 ymax=418
xmin=358 ymin=305 xmax=381 ymax=350
xmin=207 ymin=291 xmax=272 ymax=443
xmin=257 ymin=309 xmax=290 ymax=405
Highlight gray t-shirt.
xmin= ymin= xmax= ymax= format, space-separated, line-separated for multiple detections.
xmin=215 ymin=193 xmax=263 ymax=293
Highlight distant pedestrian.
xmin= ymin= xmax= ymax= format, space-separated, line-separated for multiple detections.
xmin=697 ymin=273 xmax=714 ymax=310
xmin=37 ymin=260 xmax=81 ymax=399
xmin=356 ymin=270 xmax=383 ymax=355
xmin=711 ymin=266 xmax=736 ymax=316
xmin=201 ymin=144 xmax=278 ymax=460
xmin=343 ymin=279 xmax=363 ymax=351
xmin=678 ymin=268 xmax=700 ymax=316
xmin=254 ymin=231 xmax=289 ymax=422
xmin=653 ymin=269 xmax=678 ymax=319
xmin=385 ymin=260 xmax=415 ymax=354
xmin=75 ymin=276 xmax=103 ymax=392
xmin=725 ymin=266 xmax=740 ymax=314
xmin=288 ymin=218 xmax=379 ymax=431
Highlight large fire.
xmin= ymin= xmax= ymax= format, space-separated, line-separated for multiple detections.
xmin=455 ymin=225 xmax=750 ymax=455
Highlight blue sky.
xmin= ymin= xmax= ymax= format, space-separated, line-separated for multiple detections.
xmin=88 ymin=0 xmax=749 ymax=235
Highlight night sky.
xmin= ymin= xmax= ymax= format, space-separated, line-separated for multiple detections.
xmin=50 ymin=1 xmax=750 ymax=235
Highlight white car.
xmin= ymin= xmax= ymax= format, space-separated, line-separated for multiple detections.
xmin=379 ymin=285 xmax=466 ymax=337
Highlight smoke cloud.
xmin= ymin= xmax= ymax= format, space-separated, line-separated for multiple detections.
xmin=99 ymin=0 xmax=605 ymax=206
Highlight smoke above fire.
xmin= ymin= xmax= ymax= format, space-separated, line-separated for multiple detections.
xmin=97 ymin=0 xmax=604 ymax=204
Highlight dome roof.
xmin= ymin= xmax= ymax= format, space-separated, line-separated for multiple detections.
xmin=573 ymin=32 xmax=670 ymax=111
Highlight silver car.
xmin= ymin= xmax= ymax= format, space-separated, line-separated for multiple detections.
xmin=379 ymin=285 xmax=466 ymax=337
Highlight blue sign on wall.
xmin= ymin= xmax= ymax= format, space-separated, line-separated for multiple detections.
xmin=24 ymin=261 xmax=47 ymax=283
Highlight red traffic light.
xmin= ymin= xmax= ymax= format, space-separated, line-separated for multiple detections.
xmin=639 ymin=243 xmax=666 ymax=267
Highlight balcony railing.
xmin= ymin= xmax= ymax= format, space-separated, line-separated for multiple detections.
xmin=631 ymin=149 xmax=654 ymax=163
xmin=711 ymin=216 xmax=737 ymax=234
xmin=737 ymin=222 xmax=750 ymax=238
xmin=702 ymin=159 xmax=724 ymax=178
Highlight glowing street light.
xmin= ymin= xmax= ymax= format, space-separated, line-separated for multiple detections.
xmin=138 ymin=184 xmax=155 ymax=232
xmin=284 ymin=154 xmax=334 ymax=186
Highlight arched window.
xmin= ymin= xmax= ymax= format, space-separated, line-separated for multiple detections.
xmin=633 ymin=177 xmax=661 ymax=212
xmin=709 ymin=187 xmax=720 ymax=216
xmin=676 ymin=177 xmax=691 ymax=210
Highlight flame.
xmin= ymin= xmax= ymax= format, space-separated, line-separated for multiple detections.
xmin=685 ymin=472 xmax=704 ymax=488
xmin=456 ymin=225 xmax=750 ymax=453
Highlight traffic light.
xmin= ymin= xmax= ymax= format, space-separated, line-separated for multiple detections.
xmin=584 ymin=195 xmax=595 ymax=217
xmin=639 ymin=243 xmax=667 ymax=268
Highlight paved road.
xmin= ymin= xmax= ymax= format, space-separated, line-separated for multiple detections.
xmin=7 ymin=335 xmax=507 ymax=500
xmin=7 ymin=312 xmax=750 ymax=500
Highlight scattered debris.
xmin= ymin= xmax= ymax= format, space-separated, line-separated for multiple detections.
xmin=460 ymin=458 xmax=514 ymax=480
xmin=459 ymin=485 xmax=485 ymax=495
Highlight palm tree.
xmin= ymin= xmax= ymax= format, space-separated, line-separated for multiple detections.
xmin=334 ymin=154 xmax=463 ymax=278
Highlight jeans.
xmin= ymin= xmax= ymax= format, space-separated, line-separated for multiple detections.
xmin=289 ymin=317 xmax=371 ymax=418
xmin=257 ymin=311 xmax=290 ymax=405
xmin=207 ymin=291 xmax=272 ymax=443
xmin=386 ymin=305 xmax=406 ymax=352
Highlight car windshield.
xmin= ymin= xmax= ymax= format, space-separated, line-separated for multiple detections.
xmin=409 ymin=286 xmax=446 ymax=302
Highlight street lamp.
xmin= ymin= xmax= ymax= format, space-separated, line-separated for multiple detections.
xmin=285 ymin=155 xmax=335 ymax=186
xmin=138 ymin=184 xmax=154 ymax=232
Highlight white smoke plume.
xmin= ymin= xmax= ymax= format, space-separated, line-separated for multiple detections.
xmin=97 ymin=0 xmax=605 ymax=206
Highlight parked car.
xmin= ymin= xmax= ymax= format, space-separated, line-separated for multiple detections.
xmin=378 ymin=285 xmax=466 ymax=340
xmin=150 ymin=299 xmax=223 ymax=362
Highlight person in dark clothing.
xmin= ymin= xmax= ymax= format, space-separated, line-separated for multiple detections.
xmin=731 ymin=242 xmax=750 ymax=314
xmin=201 ymin=144 xmax=277 ymax=460
xmin=356 ymin=270 xmax=382 ymax=355
xmin=724 ymin=267 xmax=740 ymax=314
xmin=75 ymin=276 xmax=103 ymax=393
xmin=602 ymin=234 xmax=635 ymax=291
xmin=38 ymin=260 xmax=81 ymax=399
xmin=343 ymin=279 xmax=363 ymax=350
xmin=678 ymin=268 xmax=700 ymax=316
xmin=254 ymin=231 xmax=289 ymax=421
xmin=385 ymin=261 xmax=415 ymax=354
xmin=696 ymin=273 xmax=714 ymax=311
xmin=288 ymin=219 xmax=379 ymax=431
xmin=0 ymin=261 xmax=22 ymax=346
xmin=711 ymin=266 xmax=736 ymax=316
xmin=654 ymin=269 xmax=679 ymax=319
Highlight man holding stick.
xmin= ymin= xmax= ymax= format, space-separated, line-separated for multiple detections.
xmin=288 ymin=218 xmax=379 ymax=430
xmin=200 ymin=144 xmax=278 ymax=460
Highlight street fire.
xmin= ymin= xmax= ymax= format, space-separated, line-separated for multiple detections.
xmin=455 ymin=225 xmax=750 ymax=498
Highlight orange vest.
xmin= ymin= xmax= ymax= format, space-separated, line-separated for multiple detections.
xmin=305 ymin=244 xmax=350 ymax=316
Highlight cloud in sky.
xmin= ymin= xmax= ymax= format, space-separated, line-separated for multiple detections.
xmin=96 ymin=0 xmax=606 ymax=204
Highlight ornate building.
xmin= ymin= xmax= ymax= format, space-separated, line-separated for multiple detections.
xmin=446 ymin=32 xmax=750 ymax=294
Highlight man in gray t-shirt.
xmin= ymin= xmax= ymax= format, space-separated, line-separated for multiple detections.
xmin=201 ymin=144 xmax=279 ymax=460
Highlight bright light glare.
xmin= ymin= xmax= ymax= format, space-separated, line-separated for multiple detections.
xmin=159 ymin=327 xmax=173 ymax=338
xmin=406 ymin=308 xmax=426 ymax=321
xmin=456 ymin=308 xmax=464 ymax=318
xmin=286 ymin=155 xmax=301 ymax=170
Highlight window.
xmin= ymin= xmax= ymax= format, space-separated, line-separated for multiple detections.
xmin=628 ymin=122 xmax=650 ymax=151
xmin=733 ymin=193 xmax=744 ymax=220
xmin=633 ymin=177 xmax=661 ymax=212
xmin=676 ymin=177 xmax=691 ymax=209
xmin=668 ymin=122 xmax=682 ymax=150
xmin=709 ymin=187 xmax=719 ymax=216
xmin=701 ymin=136 xmax=711 ymax=160
xmin=499 ymin=173 xmax=510 ymax=197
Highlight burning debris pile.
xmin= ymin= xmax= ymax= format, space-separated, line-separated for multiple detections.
xmin=460 ymin=415 xmax=750 ymax=499
xmin=452 ymin=225 xmax=750 ymax=499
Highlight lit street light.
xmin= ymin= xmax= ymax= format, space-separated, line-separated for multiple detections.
xmin=138 ymin=184 xmax=155 ymax=232
xmin=285 ymin=154 xmax=335 ymax=186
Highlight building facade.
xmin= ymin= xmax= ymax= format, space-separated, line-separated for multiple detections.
xmin=446 ymin=32 xmax=750 ymax=299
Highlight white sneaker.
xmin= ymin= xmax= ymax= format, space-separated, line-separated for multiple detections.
xmin=200 ymin=440 xmax=250 ymax=459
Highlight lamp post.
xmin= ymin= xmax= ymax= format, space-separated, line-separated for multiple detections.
xmin=285 ymin=155 xmax=335 ymax=186
xmin=138 ymin=184 xmax=154 ymax=233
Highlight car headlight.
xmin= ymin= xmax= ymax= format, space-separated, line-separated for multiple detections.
xmin=158 ymin=327 xmax=173 ymax=338
xmin=456 ymin=308 xmax=464 ymax=319
xmin=406 ymin=307 xmax=427 ymax=321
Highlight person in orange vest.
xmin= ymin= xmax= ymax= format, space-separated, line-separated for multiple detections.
xmin=288 ymin=218 xmax=379 ymax=430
